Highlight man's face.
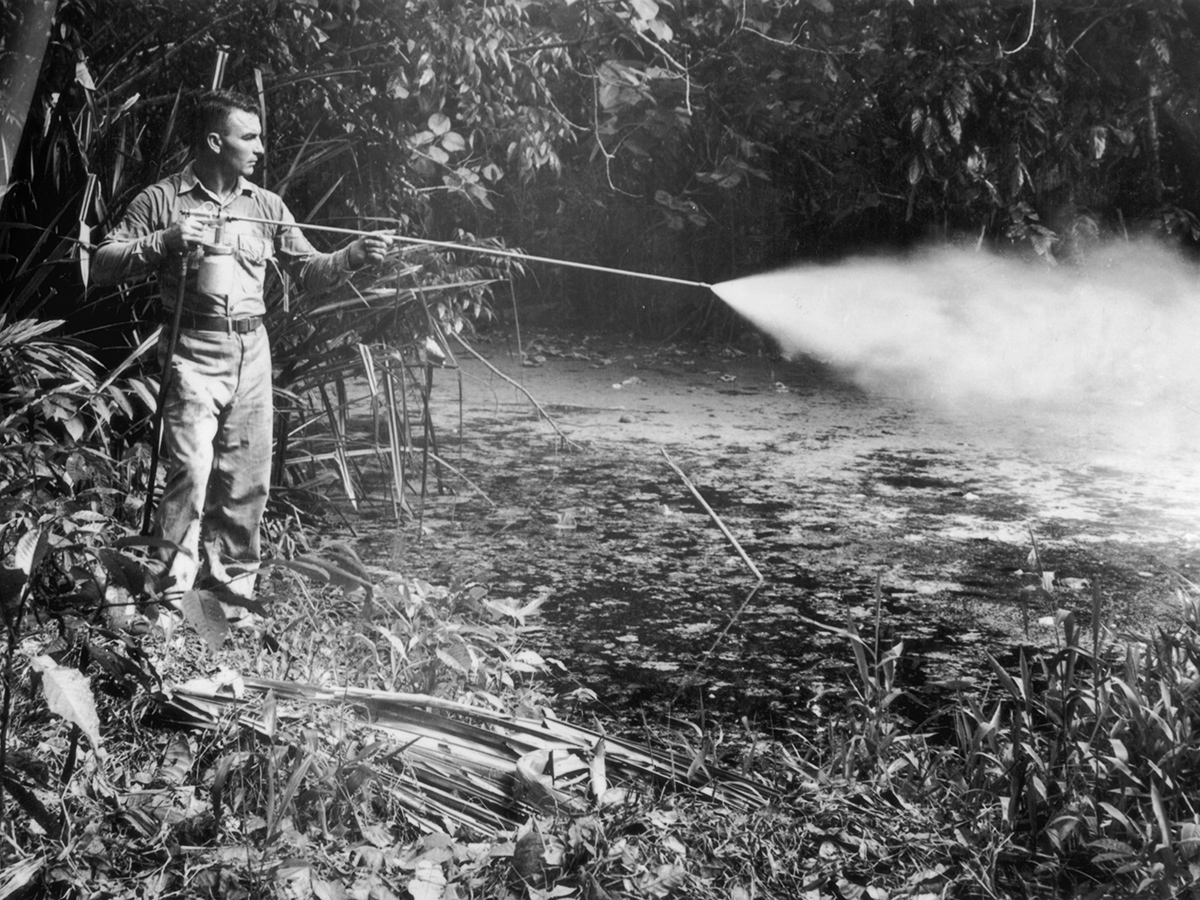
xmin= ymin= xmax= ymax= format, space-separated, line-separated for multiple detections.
xmin=211 ymin=108 xmax=264 ymax=179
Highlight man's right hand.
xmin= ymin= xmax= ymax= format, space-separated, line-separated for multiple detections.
xmin=163 ymin=217 xmax=208 ymax=253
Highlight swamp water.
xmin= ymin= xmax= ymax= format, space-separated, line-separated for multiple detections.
xmin=353 ymin=315 xmax=1200 ymax=734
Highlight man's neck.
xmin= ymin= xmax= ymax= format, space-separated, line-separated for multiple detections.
xmin=191 ymin=159 xmax=242 ymax=203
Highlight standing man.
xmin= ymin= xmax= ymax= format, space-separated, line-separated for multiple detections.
xmin=93 ymin=90 xmax=388 ymax=613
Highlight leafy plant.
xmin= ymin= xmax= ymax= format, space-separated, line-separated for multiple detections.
xmin=793 ymin=556 xmax=1200 ymax=897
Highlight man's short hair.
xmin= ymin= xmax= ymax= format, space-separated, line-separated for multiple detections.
xmin=188 ymin=90 xmax=259 ymax=149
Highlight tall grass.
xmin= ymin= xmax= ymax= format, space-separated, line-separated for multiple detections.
xmin=798 ymin=579 xmax=1200 ymax=897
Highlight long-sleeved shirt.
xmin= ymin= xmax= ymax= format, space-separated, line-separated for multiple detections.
xmin=92 ymin=163 xmax=353 ymax=319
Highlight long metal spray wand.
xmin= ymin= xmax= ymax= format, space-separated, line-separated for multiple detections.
xmin=201 ymin=213 xmax=715 ymax=291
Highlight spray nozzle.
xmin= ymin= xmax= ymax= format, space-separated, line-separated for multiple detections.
xmin=182 ymin=208 xmax=226 ymax=225
xmin=182 ymin=208 xmax=231 ymax=245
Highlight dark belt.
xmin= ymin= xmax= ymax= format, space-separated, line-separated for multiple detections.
xmin=172 ymin=313 xmax=263 ymax=334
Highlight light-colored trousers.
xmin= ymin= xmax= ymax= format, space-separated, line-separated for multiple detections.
xmin=156 ymin=326 xmax=272 ymax=600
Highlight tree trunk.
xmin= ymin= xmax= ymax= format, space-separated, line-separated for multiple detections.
xmin=0 ymin=0 xmax=57 ymax=202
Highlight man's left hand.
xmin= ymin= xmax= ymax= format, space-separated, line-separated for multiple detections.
xmin=348 ymin=234 xmax=391 ymax=269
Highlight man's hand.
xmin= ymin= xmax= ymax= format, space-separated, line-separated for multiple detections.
xmin=163 ymin=217 xmax=208 ymax=253
xmin=348 ymin=233 xmax=391 ymax=270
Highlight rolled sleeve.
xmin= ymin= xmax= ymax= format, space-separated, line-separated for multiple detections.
xmin=91 ymin=188 xmax=174 ymax=285
xmin=269 ymin=203 xmax=355 ymax=294
xmin=298 ymin=245 xmax=356 ymax=292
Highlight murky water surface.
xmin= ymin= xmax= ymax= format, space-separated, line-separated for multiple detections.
xmin=356 ymin=333 xmax=1200 ymax=731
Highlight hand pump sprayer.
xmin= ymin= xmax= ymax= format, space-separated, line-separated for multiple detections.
xmin=195 ymin=225 xmax=236 ymax=298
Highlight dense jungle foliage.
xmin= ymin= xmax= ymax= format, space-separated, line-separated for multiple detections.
xmin=5 ymin=0 xmax=1200 ymax=335
xmin=6 ymin=1 xmax=1200 ymax=898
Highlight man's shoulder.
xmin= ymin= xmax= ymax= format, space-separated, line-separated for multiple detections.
xmin=243 ymin=180 xmax=286 ymax=210
xmin=128 ymin=170 xmax=188 ymax=204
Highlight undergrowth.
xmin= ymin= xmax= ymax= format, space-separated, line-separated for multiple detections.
xmin=5 ymin=493 xmax=1200 ymax=898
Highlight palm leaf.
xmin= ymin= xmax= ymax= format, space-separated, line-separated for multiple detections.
xmin=155 ymin=675 xmax=772 ymax=838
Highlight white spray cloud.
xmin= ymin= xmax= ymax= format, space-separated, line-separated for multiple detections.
xmin=714 ymin=242 xmax=1200 ymax=408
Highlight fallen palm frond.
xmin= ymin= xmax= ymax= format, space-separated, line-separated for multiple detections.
xmin=154 ymin=675 xmax=773 ymax=838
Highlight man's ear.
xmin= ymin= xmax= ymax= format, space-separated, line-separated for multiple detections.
xmin=204 ymin=131 xmax=223 ymax=155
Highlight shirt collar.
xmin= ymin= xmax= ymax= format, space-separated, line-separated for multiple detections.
xmin=180 ymin=161 xmax=257 ymax=202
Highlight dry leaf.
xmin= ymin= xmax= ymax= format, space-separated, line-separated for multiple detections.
xmin=29 ymin=656 xmax=102 ymax=749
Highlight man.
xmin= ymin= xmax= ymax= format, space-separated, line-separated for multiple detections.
xmin=93 ymin=90 xmax=388 ymax=613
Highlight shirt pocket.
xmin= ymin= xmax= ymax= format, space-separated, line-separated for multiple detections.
xmin=234 ymin=233 xmax=273 ymax=267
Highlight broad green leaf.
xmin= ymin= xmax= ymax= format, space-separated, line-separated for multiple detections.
xmin=1099 ymin=802 xmax=1135 ymax=834
xmin=180 ymin=589 xmax=231 ymax=653
xmin=312 ymin=878 xmax=348 ymax=900
xmin=13 ymin=529 xmax=47 ymax=578
xmin=75 ymin=60 xmax=95 ymax=90
xmin=1181 ymin=822 xmax=1200 ymax=861
xmin=428 ymin=113 xmax=451 ymax=136
xmin=1151 ymin=783 xmax=1172 ymax=850
xmin=436 ymin=643 xmax=471 ymax=675
xmin=630 ymin=0 xmax=658 ymax=20
xmin=30 ymin=655 xmax=102 ymax=748
xmin=907 ymin=155 xmax=922 ymax=185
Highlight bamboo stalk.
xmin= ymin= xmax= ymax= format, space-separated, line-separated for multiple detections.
xmin=317 ymin=383 xmax=358 ymax=512
xmin=358 ymin=343 xmax=382 ymax=449
xmin=661 ymin=450 xmax=767 ymax=706
xmin=660 ymin=449 xmax=763 ymax=583
xmin=419 ymin=367 xmax=432 ymax=505
xmin=382 ymin=360 xmax=405 ymax=521
xmin=396 ymin=353 xmax=418 ymax=529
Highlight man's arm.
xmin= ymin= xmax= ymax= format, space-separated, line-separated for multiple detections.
xmin=271 ymin=201 xmax=388 ymax=293
xmin=91 ymin=185 xmax=205 ymax=286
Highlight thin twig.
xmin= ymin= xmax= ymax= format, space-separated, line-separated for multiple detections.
xmin=1064 ymin=11 xmax=1113 ymax=57
xmin=420 ymin=449 xmax=496 ymax=509
xmin=1003 ymin=0 xmax=1037 ymax=55
xmin=661 ymin=450 xmax=766 ymax=704
xmin=738 ymin=20 xmax=815 ymax=49
xmin=449 ymin=333 xmax=583 ymax=452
